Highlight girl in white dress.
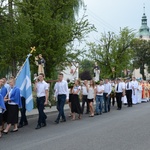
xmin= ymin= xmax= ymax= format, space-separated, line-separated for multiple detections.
xmin=87 ymin=80 xmax=96 ymax=117
xmin=71 ymin=80 xmax=82 ymax=120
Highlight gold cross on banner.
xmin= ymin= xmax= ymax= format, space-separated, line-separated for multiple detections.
xmin=30 ymin=46 xmax=36 ymax=54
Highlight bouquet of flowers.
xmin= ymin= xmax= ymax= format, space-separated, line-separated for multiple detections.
xmin=68 ymin=82 xmax=74 ymax=89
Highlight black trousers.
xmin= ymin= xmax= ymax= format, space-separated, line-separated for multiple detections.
xmin=103 ymin=93 xmax=110 ymax=112
xmin=116 ymin=93 xmax=122 ymax=109
xmin=126 ymin=90 xmax=132 ymax=107
xmin=19 ymin=97 xmax=28 ymax=125
xmin=37 ymin=96 xmax=47 ymax=125
xmin=111 ymin=95 xmax=115 ymax=106
xmin=81 ymin=95 xmax=89 ymax=113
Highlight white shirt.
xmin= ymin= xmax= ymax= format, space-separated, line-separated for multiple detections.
xmin=36 ymin=80 xmax=49 ymax=97
xmin=115 ymin=82 xmax=125 ymax=93
xmin=4 ymin=83 xmax=10 ymax=93
xmin=87 ymin=87 xmax=95 ymax=99
xmin=132 ymin=80 xmax=138 ymax=89
xmin=0 ymin=107 xmax=2 ymax=113
xmin=125 ymin=82 xmax=133 ymax=90
xmin=54 ymin=80 xmax=69 ymax=99
xmin=104 ymin=83 xmax=112 ymax=95
xmin=96 ymin=85 xmax=104 ymax=96
xmin=73 ymin=86 xmax=81 ymax=95
xmin=81 ymin=85 xmax=88 ymax=95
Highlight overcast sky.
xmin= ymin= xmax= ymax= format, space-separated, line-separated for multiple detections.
xmin=78 ymin=0 xmax=150 ymax=42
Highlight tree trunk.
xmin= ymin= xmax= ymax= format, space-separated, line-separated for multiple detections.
xmin=140 ymin=64 xmax=146 ymax=80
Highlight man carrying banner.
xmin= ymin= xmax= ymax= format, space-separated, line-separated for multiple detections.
xmin=34 ymin=73 xmax=49 ymax=129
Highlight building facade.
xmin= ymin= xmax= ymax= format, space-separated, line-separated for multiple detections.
xmin=132 ymin=7 xmax=150 ymax=80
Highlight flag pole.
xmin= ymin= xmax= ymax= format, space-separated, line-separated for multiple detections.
xmin=15 ymin=47 xmax=36 ymax=80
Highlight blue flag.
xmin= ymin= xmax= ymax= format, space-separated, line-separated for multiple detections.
xmin=16 ymin=55 xmax=33 ymax=112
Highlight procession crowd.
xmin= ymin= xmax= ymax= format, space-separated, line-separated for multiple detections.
xmin=0 ymin=73 xmax=150 ymax=138
xmin=61 ymin=77 xmax=150 ymax=120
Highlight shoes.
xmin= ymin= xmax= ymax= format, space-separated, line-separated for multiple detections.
xmin=54 ymin=120 xmax=59 ymax=124
xmin=41 ymin=123 xmax=46 ymax=127
xmin=60 ymin=119 xmax=66 ymax=122
xmin=18 ymin=122 xmax=28 ymax=128
xmin=85 ymin=112 xmax=89 ymax=114
xmin=11 ymin=129 xmax=18 ymax=132
xmin=35 ymin=125 xmax=41 ymax=129
xmin=18 ymin=124 xmax=23 ymax=128
xmin=117 ymin=108 xmax=121 ymax=110
xmin=68 ymin=114 xmax=72 ymax=117
xmin=3 ymin=130 xmax=8 ymax=134
xmin=45 ymin=115 xmax=47 ymax=120
xmin=103 ymin=111 xmax=107 ymax=113
xmin=89 ymin=115 xmax=94 ymax=117
xmin=94 ymin=113 xmax=99 ymax=115
xmin=23 ymin=122 xmax=28 ymax=126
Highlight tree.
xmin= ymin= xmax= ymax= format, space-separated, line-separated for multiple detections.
xmin=79 ymin=59 xmax=94 ymax=80
xmin=79 ymin=70 xmax=92 ymax=80
xmin=131 ymin=38 xmax=150 ymax=80
xmin=87 ymin=28 xmax=135 ymax=78
xmin=0 ymin=0 xmax=34 ymax=77
xmin=0 ymin=0 xmax=95 ymax=78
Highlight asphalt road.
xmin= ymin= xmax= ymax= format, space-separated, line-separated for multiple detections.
xmin=1 ymin=103 xmax=150 ymax=150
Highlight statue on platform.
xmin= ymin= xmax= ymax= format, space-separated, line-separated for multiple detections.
xmin=35 ymin=54 xmax=45 ymax=75
xmin=94 ymin=62 xmax=100 ymax=81
xmin=70 ymin=62 xmax=79 ymax=81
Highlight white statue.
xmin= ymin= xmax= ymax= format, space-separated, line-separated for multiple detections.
xmin=70 ymin=62 xmax=79 ymax=81
xmin=94 ymin=62 xmax=100 ymax=81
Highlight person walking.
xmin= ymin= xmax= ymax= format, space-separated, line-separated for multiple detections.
xmin=18 ymin=96 xmax=28 ymax=128
xmin=103 ymin=79 xmax=112 ymax=112
xmin=54 ymin=73 xmax=69 ymax=124
xmin=81 ymin=80 xmax=89 ymax=114
xmin=34 ymin=73 xmax=49 ymax=129
xmin=87 ymin=80 xmax=95 ymax=117
xmin=125 ymin=78 xmax=133 ymax=107
xmin=115 ymin=78 xmax=125 ymax=110
xmin=0 ymin=94 xmax=6 ymax=138
xmin=95 ymin=80 xmax=104 ymax=115
xmin=131 ymin=77 xmax=138 ymax=105
xmin=3 ymin=78 xmax=22 ymax=133
xmin=71 ymin=79 xmax=82 ymax=120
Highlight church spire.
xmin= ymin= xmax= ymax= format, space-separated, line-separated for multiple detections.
xmin=141 ymin=5 xmax=147 ymax=26
xmin=138 ymin=4 xmax=150 ymax=40
xmin=143 ymin=3 xmax=145 ymax=14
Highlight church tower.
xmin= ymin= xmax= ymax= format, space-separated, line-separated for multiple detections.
xmin=138 ymin=6 xmax=150 ymax=40
xmin=133 ymin=6 xmax=150 ymax=80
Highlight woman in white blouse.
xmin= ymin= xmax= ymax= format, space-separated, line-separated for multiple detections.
xmin=87 ymin=80 xmax=96 ymax=117
xmin=71 ymin=79 xmax=82 ymax=120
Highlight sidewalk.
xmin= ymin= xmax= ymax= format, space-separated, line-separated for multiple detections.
xmin=23 ymin=103 xmax=70 ymax=119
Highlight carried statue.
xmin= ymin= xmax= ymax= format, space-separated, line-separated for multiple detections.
xmin=94 ymin=62 xmax=100 ymax=81
xmin=35 ymin=54 xmax=45 ymax=75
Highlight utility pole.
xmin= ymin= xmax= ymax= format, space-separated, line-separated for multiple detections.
xmin=8 ymin=0 xmax=17 ymax=76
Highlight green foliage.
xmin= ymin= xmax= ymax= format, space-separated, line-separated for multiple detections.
xmin=79 ymin=59 xmax=94 ymax=76
xmin=87 ymin=28 xmax=135 ymax=78
xmin=0 ymin=0 xmax=95 ymax=78
xmin=131 ymin=38 xmax=150 ymax=80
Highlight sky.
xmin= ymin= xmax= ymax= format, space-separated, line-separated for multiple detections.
xmin=78 ymin=0 xmax=150 ymax=42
